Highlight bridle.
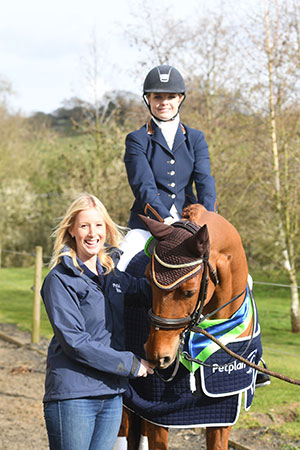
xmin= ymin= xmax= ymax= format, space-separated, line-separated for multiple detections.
xmin=147 ymin=220 xmax=246 ymax=382
xmin=148 ymin=254 xmax=211 ymax=332
xmin=148 ymin=220 xmax=219 ymax=334
xmin=146 ymin=221 xmax=300 ymax=387
xmin=149 ymin=264 xmax=246 ymax=381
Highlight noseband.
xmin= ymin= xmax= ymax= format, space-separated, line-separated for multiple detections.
xmin=148 ymin=262 xmax=246 ymax=333
xmin=147 ymin=220 xmax=248 ymax=382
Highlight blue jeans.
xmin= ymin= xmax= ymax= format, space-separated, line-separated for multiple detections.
xmin=44 ymin=395 xmax=123 ymax=450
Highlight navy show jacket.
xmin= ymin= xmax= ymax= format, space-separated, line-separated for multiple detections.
xmin=124 ymin=119 xmax=217 ymax=229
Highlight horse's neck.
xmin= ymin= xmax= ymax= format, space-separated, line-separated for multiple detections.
xmin=204 ymin=249 xmax=248 ymax=320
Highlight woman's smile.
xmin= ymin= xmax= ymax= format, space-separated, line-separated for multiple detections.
xmin=69 ymin=207 xmax=106 ymax=265
xmin=147 ymin=92 xmax=183 ymax=121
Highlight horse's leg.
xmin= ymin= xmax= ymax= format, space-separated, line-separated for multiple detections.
xmin=115 ymin=408 xmax=129 ymax=449
xmin=127 ymin=412 xmax=142 ymax=450
xmin=115 ymin=408 xmax=141 ymax=450
xmin=142 ymin=420 xmax=169 ymax=450
xmin=206 ymin=426 xmax=232 ymax=450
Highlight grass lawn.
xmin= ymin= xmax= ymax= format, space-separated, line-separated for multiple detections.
xmin=237 ymin=272 xmax=300 ymax=439
xmin=0 ymin=267 xmax=300 ymax=439
xmin=0 ymin=266 xmax=52 ymax=339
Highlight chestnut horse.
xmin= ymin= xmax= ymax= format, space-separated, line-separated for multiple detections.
xmin=118 ymin=204 xmax=259 ymax=450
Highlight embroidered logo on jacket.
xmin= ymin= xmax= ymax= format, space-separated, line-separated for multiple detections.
xmin=112 ymin=282 xmax=122 ymax=293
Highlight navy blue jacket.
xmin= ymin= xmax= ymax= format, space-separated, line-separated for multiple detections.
xmin=125 ymin=120 xmax=217 ymax=229
xmin=41 ymin=251 xmax=151 ymax=402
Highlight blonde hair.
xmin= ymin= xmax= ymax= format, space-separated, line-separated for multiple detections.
xmin=49 ymin=193 xmax=124 ymax=274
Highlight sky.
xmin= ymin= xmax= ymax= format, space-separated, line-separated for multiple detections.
xmin=0 ymin=0 xmax=202 ymax=115
xmin=1 ymin=0 xmax=137 ymax=114
xmin=1 ymin=0 xmax=263 ymax=116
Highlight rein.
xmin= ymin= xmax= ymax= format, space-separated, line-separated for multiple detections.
xmin=181 ymin=286 xmax=253 ymax=370
xmin=189 ymin=326 xmax=300 ymax=386
xmin=151 ymin=277 xmax=300 ymax=385
xmin=153 ymin=291 xmax=300 ymax=385
xmin=151 ymin=275 xmax=247 ymax=381
xmin=147 ymin=218 xmax=300 ymax=386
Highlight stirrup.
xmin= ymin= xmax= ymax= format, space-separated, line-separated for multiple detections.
xmin=255 ymin=358 xmax=271 ymax=388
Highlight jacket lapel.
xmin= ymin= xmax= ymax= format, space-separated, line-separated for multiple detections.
xmin=147 ymin=119 xmax=186 ymax=153
xmin=172 ymin=124 xmax=186 ymax=152
xmin=147 ymin=120 xmax=170 ymax=152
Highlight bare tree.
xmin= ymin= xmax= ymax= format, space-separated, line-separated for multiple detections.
xmin=262 ymin=0 xmax=300 ymax=332
xmin=125 ymin=0 xmax=191 ymax=82
xmin=233 ymin=0 xmax=300 ymax=331
xmin=78 ymin=30 xmax=113 ymax=147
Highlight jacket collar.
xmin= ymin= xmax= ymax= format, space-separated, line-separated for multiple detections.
xmin=59 ymin=246 xmax=121 ymax=277
xmin=147 ymin=119 xmax=186 ymax=153
xmin=59 ymin=246 xmax=104 ymax=277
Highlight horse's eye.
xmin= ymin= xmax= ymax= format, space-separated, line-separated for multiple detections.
xmin=184 ymin=290 xmax=196 ymax=298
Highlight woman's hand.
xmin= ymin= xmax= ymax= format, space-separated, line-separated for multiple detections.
xmin=137 ymin=359 xmax=155 ymax=377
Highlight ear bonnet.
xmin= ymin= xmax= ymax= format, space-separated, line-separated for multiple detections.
xmin=139 ymin=215 xmax=210 ymax=290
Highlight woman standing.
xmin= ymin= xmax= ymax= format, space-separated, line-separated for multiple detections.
xmin=41 ymin=193 xmax=153 ymax=450
xmin=118 ymin=64 xmax=217 ymax=271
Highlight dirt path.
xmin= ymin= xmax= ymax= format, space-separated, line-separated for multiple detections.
xmin=0 ymin=323 xmax=298 ymax=450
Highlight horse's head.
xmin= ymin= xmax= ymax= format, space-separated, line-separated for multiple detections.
xmin=139 ymin=215 xmax=210 ymax=369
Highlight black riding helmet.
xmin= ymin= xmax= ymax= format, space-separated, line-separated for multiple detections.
xmin=143 ymin=65 xmax=186 ymax=121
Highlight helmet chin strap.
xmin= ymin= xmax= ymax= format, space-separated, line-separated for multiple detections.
xmin=143 ymin=94 xmax=186 ymax=123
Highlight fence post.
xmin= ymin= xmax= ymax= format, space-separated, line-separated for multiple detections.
xmin=32 ymin=246 xmax=43 ymax=344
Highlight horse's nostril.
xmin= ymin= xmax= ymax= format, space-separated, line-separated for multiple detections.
xmin=158 ymin=356 xmax=172 ymax=368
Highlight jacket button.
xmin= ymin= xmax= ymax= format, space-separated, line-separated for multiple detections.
xmin=168 ymin=170 xmax=175 ymax=176
xmin=169 ymin=159 xmax=175 ymax=165
xmin=171 ymin=194 xmax=176 ymax=199
xmin=168 ymin=182 xmax=176 ymax=187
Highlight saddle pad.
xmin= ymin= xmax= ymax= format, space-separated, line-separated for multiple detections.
xmin=183 ymin=290 xmax=263 ymax=397
xmin=124 ymin=251 xmax=261 ymax=427
xmin=194 ymin=331 xmax=262 ymax=397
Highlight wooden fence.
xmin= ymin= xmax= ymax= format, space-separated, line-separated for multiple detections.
xmin=32 ymin=246 xmax=43 ymax=343
xmin=2 ymin=246 xmax=299 ymax=345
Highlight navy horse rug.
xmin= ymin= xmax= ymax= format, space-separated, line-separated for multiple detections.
xmin=124 ymin=251 xmax=263 ymax=427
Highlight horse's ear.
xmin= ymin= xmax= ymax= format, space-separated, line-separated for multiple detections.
xmin=138 ymin=215 xmax=173 ymax=240
xmin=186 ymin=224 xmax=210 ymax=257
